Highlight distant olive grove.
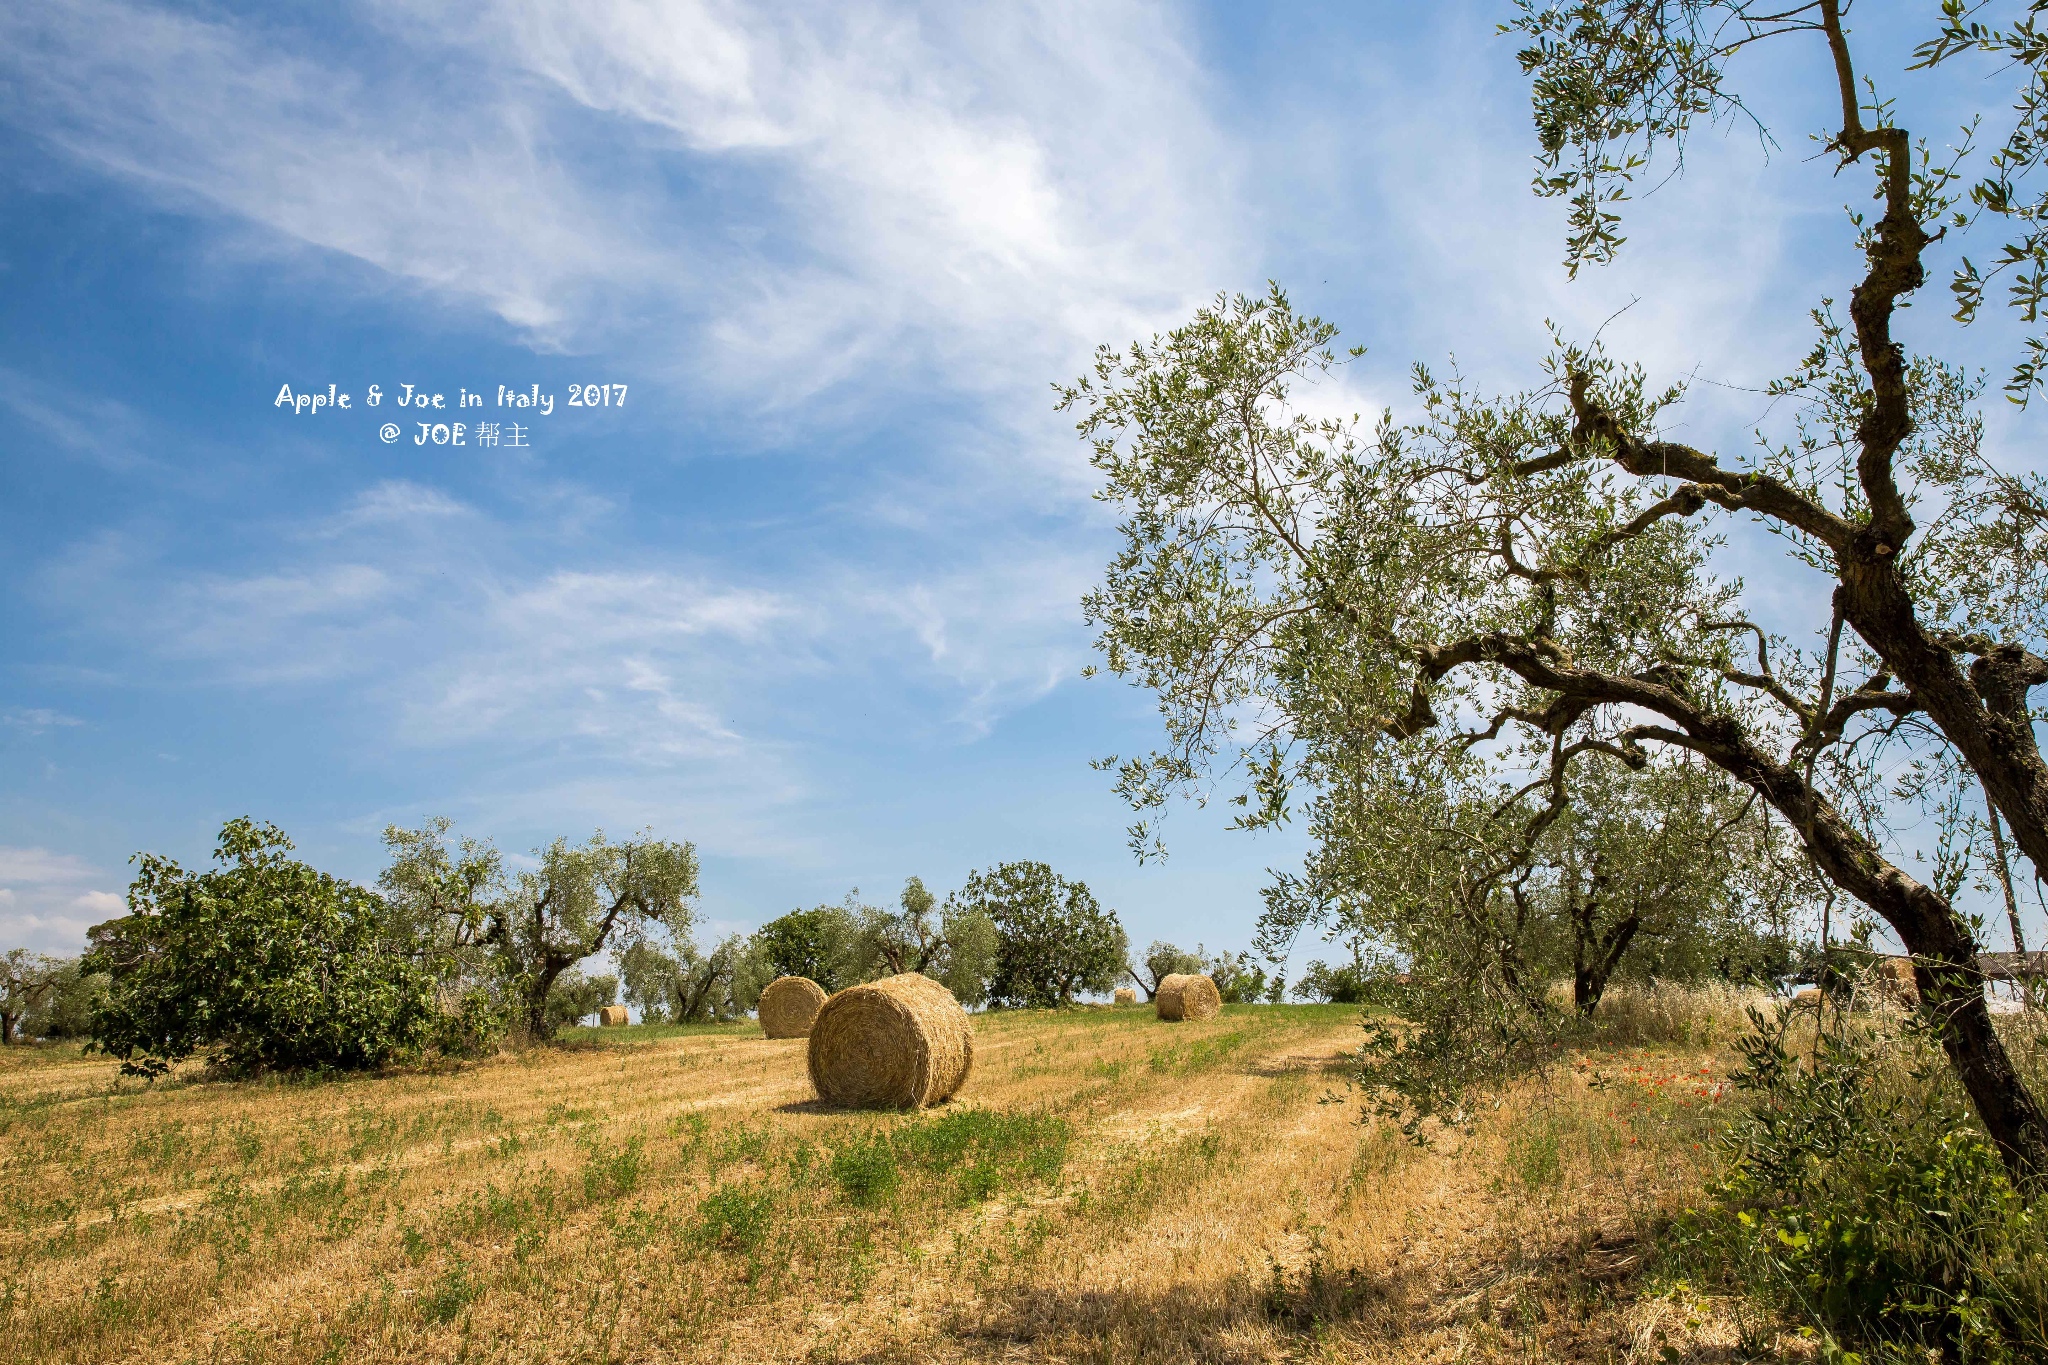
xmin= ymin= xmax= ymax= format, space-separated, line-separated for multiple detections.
xmin=0 ymin=816 xmax=1289 ymax=1077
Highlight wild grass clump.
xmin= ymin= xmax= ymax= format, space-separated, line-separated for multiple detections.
xmin=422 ymin=1259 xmax=479 ymax=1325
xmin=829 ymin=1134 xmax=900 ymax=1206
xmin=820 ymin=1109 xmax=1073 ymax=1210
xmin=1578 ymin=982 xmax=1761 ymax=1049
xmin=894 ymin=1107 xmax=1071 ymax=1200
xmin=581 ymin=1135 xmax=644 ymax=1201
xmin=1671 ymin=1005 xmax=2048 ymax=1362
xmin=694 ymin=1184 xmax=777 ymax=1251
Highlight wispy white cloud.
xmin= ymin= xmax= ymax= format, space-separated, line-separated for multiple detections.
xmin=41 ymin=477 xmax=1092 ymax=751
xmin=0 ymin=847 xmax=123 ymax=955
xmin=321 ymin=480 xmax=475 ymax=532
xmin=1 ymin=1 xmax=1240 ymax=440
xmin=0 ymin=366 xmax=161 ymax=472
xmin=1 ymin=2 xmax=667 ymax=335
xmin=3 ymin=708 xmax=84 ymax=732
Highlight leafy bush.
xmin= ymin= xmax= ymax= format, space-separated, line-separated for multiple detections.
xmin=428 ymin=987 xmax=506 ymax=1060
xmin=693 ymin=1184 xmax=775 ymax=1251
xmin=83 ymin=818 xmax=438 ymax=1078
xmin=955 ymin=861 xmax=1126 ymax=1008
xmin=1292 ymin=959 xmax=1371 ymax=1004
xmin=1688 ymin=1006 xmax=2048 ymax=1362
xmin=829 ymin=1134 xmax=900 ymax=1206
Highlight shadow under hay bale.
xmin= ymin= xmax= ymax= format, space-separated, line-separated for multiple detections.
xmin=807 ymin=972 xmax=973 ymax=1109
xmin=1156 ymin=973 xmax=1222 ymax=1022
xmin=758 ymin=976 xmax=828 ymax=1038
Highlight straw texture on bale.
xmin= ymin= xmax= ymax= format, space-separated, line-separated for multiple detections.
xmin=1155 ymin=973 xmax=1222 ymax=1022
xmin=1113 ymin=987 xmax=1137 ymax=1005
xmin=807 ymin=972 xmax=974 ymax=1109
xmin=598 ymin=1004 xmax=630 ymax=1027
xmin=758 ymin=976 xmax=828 ymax=1038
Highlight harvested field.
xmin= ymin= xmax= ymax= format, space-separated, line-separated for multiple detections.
xmin=0 ymin=1003 xmax=1772 ymax=1362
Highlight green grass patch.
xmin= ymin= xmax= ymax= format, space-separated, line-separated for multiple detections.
xmin=1148 ymin=1030 xmax=1253 ymax=1076
xmin=581 ymin=1135 xmax=644 ymax=1202
xmin=829 ymin=1134 xmax=900 ymax=1206
xmin=693 ymin=1184 xmax=776 ymax=1251
xmin=421 ymin=1259 xmax=477 ymax=1325
xmin=894 ymin=1108 xmax=1072 ymax=1201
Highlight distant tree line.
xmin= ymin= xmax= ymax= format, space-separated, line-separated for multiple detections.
xmin=8 ymin=818 xmax=1303 ymax=1077
xmin=629 ymin=859 xmax=1132 ymax=1022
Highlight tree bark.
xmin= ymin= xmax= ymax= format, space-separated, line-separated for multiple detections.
xmin=1572 ymin=896 xmax=1640 ymax=1017
xmin=1413 ymin=632 xmax=2048 ymax=1177
xmin=1989 ymin=790 xmax=2029 ymax=956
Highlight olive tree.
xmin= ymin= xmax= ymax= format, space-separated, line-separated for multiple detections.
xmin=1128 ymin=941 xmax=1204 ymax=1001
xmin=0 ymin=950 xmax=65 ymax=1045
xmin=1067 ymin=3 xmax=2048 ymax=1175
xmin=382 ymin=821 xmax=698 ymax=1042
xmin=1538 ymin=759 xmax=1806 ymax=1013
xmin=615 ymin=932 xmax=755 ymax=1023
xmin=19 ymin=958 xmax=106 ymax=1040
xmin=851 ymin=877 xmax=1001 ymax=1005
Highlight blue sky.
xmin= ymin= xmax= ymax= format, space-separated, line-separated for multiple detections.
xmin=3 ymin=1 xmax=2041 ymax=966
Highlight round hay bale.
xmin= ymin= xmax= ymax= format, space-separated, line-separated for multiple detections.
xmin=1154 ymin=973 xmax=1191 ymax=1016
xmin=1113 ymin=987 xmax=1136 ymax=1005
xmin=807 ymin=972 xmax=974 ymax=1109
xmin=1156 ymin=973 xmax=1222 ymax=1022
xmin=598 ymin=1004 xmax=630 ymax=1027
xmin=758 ymin=976 xmax=828 ymax=1038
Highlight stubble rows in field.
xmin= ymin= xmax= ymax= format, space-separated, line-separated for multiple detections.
xmin=0 ymin=1004 xmax=1742 ymax=1363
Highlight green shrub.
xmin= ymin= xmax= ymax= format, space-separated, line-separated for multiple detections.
xmin=829 ymin=1134 xmax=900 ymax=1206
xmin=429 ymin=987 xmax=506 ymax=1060
xmin=84 ymin=819 xmax=437 ymax=1078
xmin=693 ymin=1184 xmax=774 ymax=1251
xmin=1693 ymin=1005 xmax=2048 ymax=1362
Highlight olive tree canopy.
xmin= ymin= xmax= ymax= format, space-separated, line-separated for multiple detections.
xmin=382 ymin=821 xmax=698 ymax=1042
xmin=1068 ymin=2 xmax=2048 ymax=1176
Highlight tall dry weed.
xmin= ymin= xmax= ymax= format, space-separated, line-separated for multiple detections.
xmin=1578 ymin=981 xmax=1764 ymax=1049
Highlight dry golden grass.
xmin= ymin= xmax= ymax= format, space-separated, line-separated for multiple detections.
xmin=0 ymin=999 xmax=1784 ymax=1363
